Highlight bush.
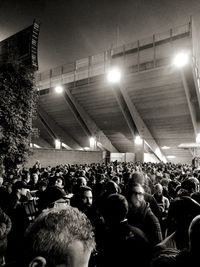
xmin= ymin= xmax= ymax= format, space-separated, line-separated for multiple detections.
xmin=0 ymin=60 xmax=37 ymax=171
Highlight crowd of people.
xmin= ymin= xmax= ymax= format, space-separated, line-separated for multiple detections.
xmin=0 ymin=160 xmax=200 ymax=267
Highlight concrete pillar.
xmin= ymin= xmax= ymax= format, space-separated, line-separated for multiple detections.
xmin=135 ymin=141 xmax=144 ymax=163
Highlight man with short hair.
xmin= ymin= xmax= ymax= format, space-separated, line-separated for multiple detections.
xmin=97 ymin=193 xmax=150 ymax=267
xmin=18 ymin=206 xmax=96 ymax=267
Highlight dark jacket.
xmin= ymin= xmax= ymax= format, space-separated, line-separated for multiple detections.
xmin=127 ymin=201 xmax=163 ymax=247
xmin=144 ymin=192 xmax=161 ymax=219
xmin=97 ymin=219 xmax=150 ymax=267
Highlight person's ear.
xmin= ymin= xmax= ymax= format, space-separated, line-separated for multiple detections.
xmin=29 ymin=256 xmax=47 ymax=267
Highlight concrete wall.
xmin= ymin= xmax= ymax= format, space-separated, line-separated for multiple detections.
xmin=111 ymin=153 xmax=136 ymax=162
xmin=111 ymin=153 xmax=125 ymax=162
xmin=125 ymin=153 xmax=135 ymax=162
xmin=25 ymin=149 xmax=104 ymax=168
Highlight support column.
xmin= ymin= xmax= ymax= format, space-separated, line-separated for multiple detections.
xmin=135 ymin=140 xmax=144 ymax=163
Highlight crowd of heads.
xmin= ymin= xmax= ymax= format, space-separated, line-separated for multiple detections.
xmin=0 ymin=160 xmax=200 ymax=266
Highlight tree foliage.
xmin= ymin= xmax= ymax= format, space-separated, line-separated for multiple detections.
xmin=0 ymin=60 xmax=37 ymax=171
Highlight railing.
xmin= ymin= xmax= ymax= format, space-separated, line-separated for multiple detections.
xmin=191 ymin=15 xmax=200 ymax=107
xmin=36 ymin=22 xmax=191 ymax=91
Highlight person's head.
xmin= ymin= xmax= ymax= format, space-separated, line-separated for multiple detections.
xmin=154 ymin=183 xmax=163 ymax=196
xmin=104 ymin=194 xmax=128 ymax=225
xmin=130 ymin=172 xmax=145 ymax=186
xmin=76 ymin=186 xmax=93 ymax=209
xmin=32 ymin=173 xmax=39 ymax=184
xmin=160 ymin=178 xmax=170 ymax=188
xmin=188 ymin=214 xmax=200 ymax=253
xmin=167 ymin=196 xmax=200 ymax=232
xmin=179 ymin=179 xmax=196 ymax=196
xmin=22 ymin=171 xmax=31 ymax=183
xmin=55 ymin=176 xmax=65 ymax=189
xmin=44 ymin=186 xmax=70 ymax=209
xmin=20 ymin=206 xmax=96 ymax=267
xmin=126 ymin=182 xmax=145 ymax=209
xmin=12 ymin=181 xmax=30 ymax=197
xmin=104 ymin=180 xmax=119 ymax=195
xmin=77 ymin=177 xmax=87 ymax=187
xmin=189 ymin=177 xmax=200 ymax=192
xmin=38 ymin=180 xmax=48 ymax=192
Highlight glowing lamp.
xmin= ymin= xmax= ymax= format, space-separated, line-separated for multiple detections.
xmin=196 ymin=133 xmax=200 ymax=143
xmin=173 ymin=52 xmax=189 ymax=68
xmin=55 ymin=85 xmax=63 ymax=93
xmin=135 ymin=135 xmax=143 ymax=145
xmin=107 ymin=68 xmax=121 ymax=83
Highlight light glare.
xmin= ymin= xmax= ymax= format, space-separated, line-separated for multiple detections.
xmin=173 ymin=52 xmax=189 ymax=68
xmin=33 ymin=144 xmax=41 ymax=148
xmin=55 ymin=139 xmax=61 ymax=149
xmin=107 ymin=68 xmax=121 ymax=83
xmin=55 ymin=85 xmax=63 ymax=93
xmin=135 ymin=135 xmax=143 ymax=145
xmin=167 ymin=155 xmax=175 ymax=159
xmin=89 ymin=137 xmax=95 ymax=147
xmin=196 ymin=133 xmax=200 ymax=143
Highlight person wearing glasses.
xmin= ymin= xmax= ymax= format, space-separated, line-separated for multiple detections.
xmin=126 ymin=181 xmax=163 ymax=247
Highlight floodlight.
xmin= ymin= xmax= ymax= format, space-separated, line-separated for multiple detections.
xmin=33 ymin=144 xmax=41 ymax=148
xmin=90 ymin=137 xmax=95 ymax=147
xmin=107 ymin=68 xmax=121 ymax=83
xmin=196 ymin=133 xmax=200 ymax=143
xmin=134 ymin=135 xmax=143 ymax=145
xmin=55 ymin=139 xmax=61 ymax=149
xmin=166 ymin=155 xmax=175 ymax=159
xmin=173 ymin=52 xmax=189 ymax=68
xmin=55 ymin=85 xmax=63 ymax=93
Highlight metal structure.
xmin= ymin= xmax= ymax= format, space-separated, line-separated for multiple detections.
xmin=33 ymin=18 xmax=200 ymax=164
xmin=0 ymin=20 xmax=40 ymax=70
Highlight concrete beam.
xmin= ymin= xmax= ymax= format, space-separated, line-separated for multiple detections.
xmin=63 ymin=87 xmax=119 ymax=152
xmin=117 ymin=83 xmax=166 ymax=162
xmin=31 ymin=135 xmax=53 ymax=149
xmin=111 ymin=85 xmax=137 ymax=138
xmin=37 ymin=104 xmax=82 ymax=150
xmin=181 ymin=63 xmax=200 ymax=137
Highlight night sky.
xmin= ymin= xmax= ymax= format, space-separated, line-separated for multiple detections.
xmin=1 ymin=0 xmax=200 ymax=72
